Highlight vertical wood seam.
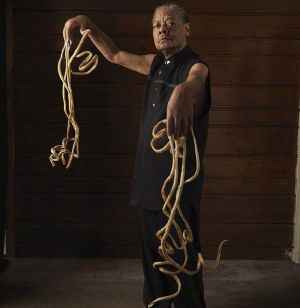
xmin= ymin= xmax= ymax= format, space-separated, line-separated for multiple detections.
xmin=292 ymin=86 xmax=300 ymax=263
xmin=6 ymin=0 xmax=16 ymax=257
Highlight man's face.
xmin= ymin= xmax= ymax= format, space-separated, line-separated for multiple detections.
xmin=152 ymin=8 xmax=190 ymax=55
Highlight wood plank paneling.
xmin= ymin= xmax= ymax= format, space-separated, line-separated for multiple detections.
xmin=14 ymin=12 xmax=300 ymax=39
xmin=15 ymin=36 xmax=300 ymax=56
xmin=11 ymin=0 xmax=299 ymax=258
xmin=15 ymin=193 xmax=294 ymax=224
xmin=15 ymin=245 xmax=291 ymax=260
xmin=16 ymin=222 xmax=293 ymax=246
xmin=14 ymin=106 xmax=299 ymax=126
xmin=14 ymin=0 xmax=300 ymax=14
xmin=15 ymin=124 xmax=298 ymax=155
xmin=15 ymin=154 xmax=296 ymax=178
xmin=14 ymin=53 xmax=300 ymax=85
xmin=14 ymin=83 xmax=299 ymax=109
xmin=15 ymin=176 xmax=295 ymax=195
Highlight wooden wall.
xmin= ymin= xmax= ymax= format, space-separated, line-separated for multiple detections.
xmin=10 ymin=0 xmax=299 ymax=258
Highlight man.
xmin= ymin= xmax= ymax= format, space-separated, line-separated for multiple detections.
xmin=64 ymin=3 xmax=211 ymax=307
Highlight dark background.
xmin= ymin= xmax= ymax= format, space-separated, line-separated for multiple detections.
xmin=0 ymin=0 xmax=8 ymax=260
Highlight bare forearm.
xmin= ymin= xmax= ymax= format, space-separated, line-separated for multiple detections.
xmin=63 ymin=15 xmax=153 ymax=74
xmin=85 ymin=18 xmax=120 ymax=63
xmin=176 ymin=77 xmax=205 ymax=116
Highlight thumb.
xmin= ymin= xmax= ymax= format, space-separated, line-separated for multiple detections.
xmin=80 ymin=22 xmax=87 ymax=35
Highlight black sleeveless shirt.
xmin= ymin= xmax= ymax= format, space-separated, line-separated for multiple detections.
xmin=129 ymin=45 xmax=211 ymax=211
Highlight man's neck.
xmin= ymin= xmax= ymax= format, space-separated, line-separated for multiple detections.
xmin=162 ymin=43 xmax=187 ymax=60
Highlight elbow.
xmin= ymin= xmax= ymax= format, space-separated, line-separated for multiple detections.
xmin=99 ymin=45 xmax=119 ymax=64
xmin=105 ymin=52 xmax=117 ymax=64
xmin=106 ymin=49 xmax=121 ymax=64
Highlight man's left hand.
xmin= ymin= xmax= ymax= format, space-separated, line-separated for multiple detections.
xmin=166 ymin=62 xmax=209 ymax=140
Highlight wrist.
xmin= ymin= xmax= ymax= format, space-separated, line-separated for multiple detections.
xmin=174 ymin=83 xmax=186 ymax=99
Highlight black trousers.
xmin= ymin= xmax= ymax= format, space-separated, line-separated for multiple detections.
xmin=138 ymin=203 xmax=206 ymax=308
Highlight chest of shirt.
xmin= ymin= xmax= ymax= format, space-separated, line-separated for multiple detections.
xmin=146 ymin=61 xmax=189 ymax=109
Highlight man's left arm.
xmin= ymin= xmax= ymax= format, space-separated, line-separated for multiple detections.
xmin=166 ymin=63 xmax=208 ymax=139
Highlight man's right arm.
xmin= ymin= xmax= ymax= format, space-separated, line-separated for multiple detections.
xmin=63 ymin=15 xmax=155 ymax=75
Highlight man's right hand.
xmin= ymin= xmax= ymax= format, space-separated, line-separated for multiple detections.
xmin=63 ymin=15 xmax=89 ymax=42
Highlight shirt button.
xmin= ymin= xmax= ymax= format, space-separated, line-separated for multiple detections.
xmin=155 ymin=87 xmax=158 ymax=91
xmin=152 ymin=103 xmax=156 ymax=107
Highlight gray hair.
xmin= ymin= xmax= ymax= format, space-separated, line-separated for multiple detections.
xmin=152 ymin=3 xmax=189 ymax=24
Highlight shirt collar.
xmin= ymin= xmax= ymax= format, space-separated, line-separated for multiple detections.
xmin=162 ymin=45 xmax=192 ymax=65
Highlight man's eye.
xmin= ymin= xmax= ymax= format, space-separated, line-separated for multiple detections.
xmin=153 ymin=23 xmax=160 ymax=29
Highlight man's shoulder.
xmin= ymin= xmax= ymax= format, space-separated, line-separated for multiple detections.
xmin=184 ymin=47 xmax=203 ymax=64
xmin=184 ymin=48 xmax=210 ymax=72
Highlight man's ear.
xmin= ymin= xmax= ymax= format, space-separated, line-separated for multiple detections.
xmin=185 ymin=23 xmax=190 ymax=36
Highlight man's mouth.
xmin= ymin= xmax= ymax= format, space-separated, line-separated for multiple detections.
xmin=160 ymin=37 xmax=171 ymax=42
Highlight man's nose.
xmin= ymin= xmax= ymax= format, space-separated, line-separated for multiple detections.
xmin=159 ymin=24 xmax=168 ymax=34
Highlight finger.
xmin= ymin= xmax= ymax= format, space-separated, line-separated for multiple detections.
xmin=174 ymin=116 xmax=181 ymax=140
xmin=64 ymin=24 xmax=73 ymax=43
xmin=64 ymin=26 xmax=70 ymax=42
xmin=167 ymin=114 xmax=175 ymax=137
xmin=181 ymin=119 xmax=188 ymax=138
xmin=187 ymin=116 xmax=193 ymax=132
xmin=63 ymin=25 xmax=67 ymax=42
xmin=80 ymin=26 xmax=87 ymax=35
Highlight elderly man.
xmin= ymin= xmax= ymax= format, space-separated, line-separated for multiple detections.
xmin=64 ymin=3 xmax=211 ymax=307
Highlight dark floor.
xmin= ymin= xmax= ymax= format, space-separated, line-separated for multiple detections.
xmin=0 ymin=258 xmax=300 ymax=308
